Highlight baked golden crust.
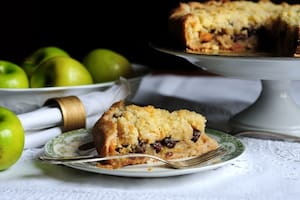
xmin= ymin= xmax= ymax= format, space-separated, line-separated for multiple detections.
xmin=92 ymin=101 xmax=218 ymax=169
xmin=168 ymin=0 xmax=300 ymax=55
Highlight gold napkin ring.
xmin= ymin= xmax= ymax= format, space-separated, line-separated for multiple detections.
xmin=44 ymin=96 xmax=86 ymax=132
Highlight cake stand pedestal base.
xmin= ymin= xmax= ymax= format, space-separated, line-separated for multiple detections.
xmin=229 ymin=80 xmax=300 ymax=137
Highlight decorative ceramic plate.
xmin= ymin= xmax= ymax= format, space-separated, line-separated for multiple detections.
xmin=44 ymin=128 xmax=245 ymax=178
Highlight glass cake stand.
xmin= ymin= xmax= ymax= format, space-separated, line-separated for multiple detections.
xmin=152 ymin=43 xmax=300 ymax=137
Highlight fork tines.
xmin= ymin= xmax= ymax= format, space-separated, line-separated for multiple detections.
xmin=184 ymin=146 xmax=227 ymax=167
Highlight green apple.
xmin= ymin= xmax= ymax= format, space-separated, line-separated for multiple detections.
xmin=82 ymin=48 xmax=133 ymax=83
xmin=30 ymin=56 xmax=93 ymax=87
xmin=0 ymin=60 xmax=29 ymax=88
xmin=22 ymin=46 xmax=70 ymax=77
xmin=0 ymin=106 xmax=24 ymax=171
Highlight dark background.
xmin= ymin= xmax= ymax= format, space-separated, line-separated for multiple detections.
xmin=0 ymin=0 xmax=294 ymax=72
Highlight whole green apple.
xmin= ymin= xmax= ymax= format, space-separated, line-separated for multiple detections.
xmin=83 ymin=48 xmax=133 ymax=83
xmin=0 ymin=60 xmax=29 ymax=88
xmin=22 ymin=46 xmax=70 ymax=77
xmin=0 ymin=106 xmax=24 ymax=171
xmin=30 ymin=56 xmax=93 ymax=87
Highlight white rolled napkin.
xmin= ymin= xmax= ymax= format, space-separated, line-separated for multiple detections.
xmin=19 ymin=79 xmax=131 ymax=149
xmin=18 ymin=106 xmax=63 ymax=131
xmin=25 ymin=127 xmax=63 ymax=149
xmin=18 ymin=79 xmax=130 ymax=131
xmin=24 ymin=115 xmax=100 ymax=149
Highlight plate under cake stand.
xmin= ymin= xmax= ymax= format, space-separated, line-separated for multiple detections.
xmin=152 ymin=44 xmax=300 ymax=137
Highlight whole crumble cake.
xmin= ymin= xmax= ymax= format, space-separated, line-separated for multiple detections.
xmin=168 ymin=0 xmax=300 ymax=56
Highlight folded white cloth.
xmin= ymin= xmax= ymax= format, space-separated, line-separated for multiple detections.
xmin=18 ymin=80 xmax=130 ymax=149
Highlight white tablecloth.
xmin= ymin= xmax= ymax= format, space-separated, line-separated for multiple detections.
xmin=1 ymin=74 xmax=300 ymax=200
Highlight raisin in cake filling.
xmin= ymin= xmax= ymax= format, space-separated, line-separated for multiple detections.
xmin=115 ymin=130 xmax=202 ymax=158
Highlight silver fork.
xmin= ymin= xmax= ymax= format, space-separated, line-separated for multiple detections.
xmin=39 ymin=146 xmax=227 ymax=169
